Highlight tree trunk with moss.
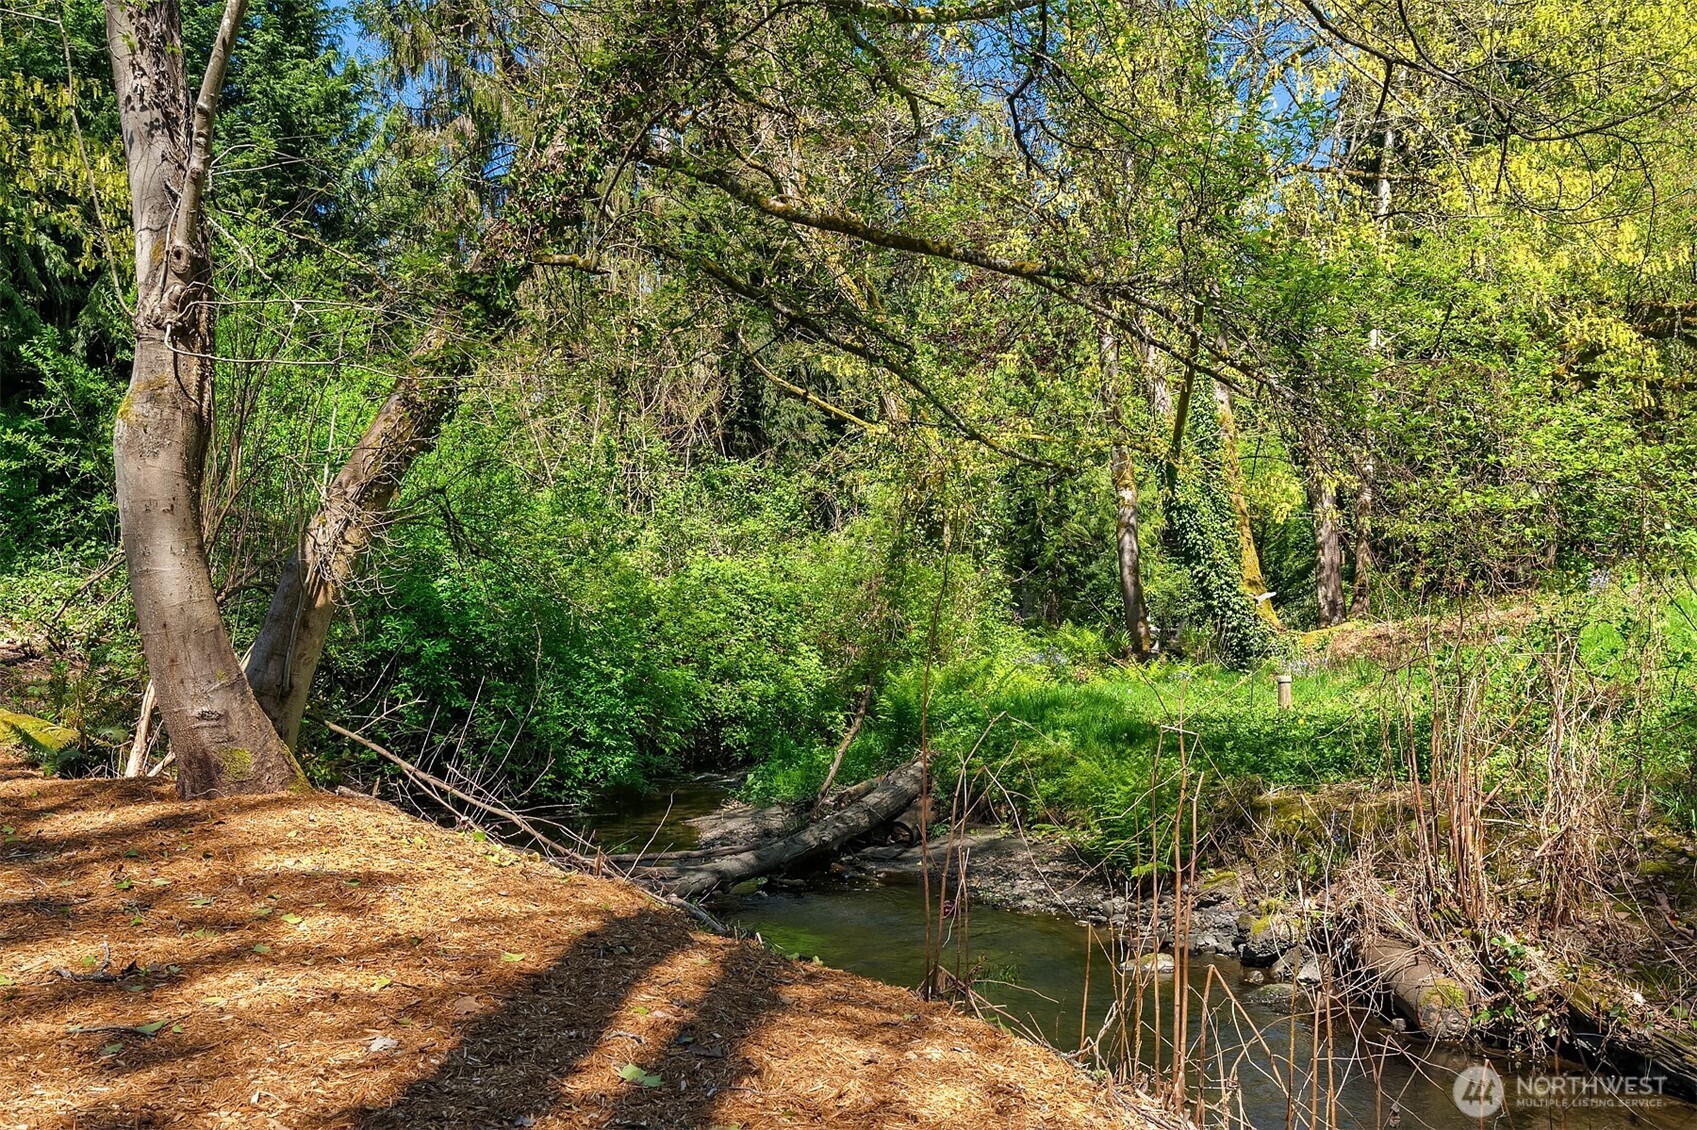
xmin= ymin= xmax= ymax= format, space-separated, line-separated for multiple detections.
xmin=1211 ymin=381 xmax=1279 ymax=628
xmin=1100 ymin=325 xmax=1152 ymax=657
xmin=106 ymin=0 xmax=307 ymax=797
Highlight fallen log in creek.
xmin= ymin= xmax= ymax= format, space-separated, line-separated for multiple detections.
xmin=603 ymin=774 xmax=897 ymax=867
xmin=658 ymin=758 xmax=927 ymax=899
xmin=1354 ymin=934 xmax=1471 ymax=1040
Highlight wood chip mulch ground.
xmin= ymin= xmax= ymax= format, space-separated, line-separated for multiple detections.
xmin=0 ymin=751 xmax=1165 ymax=1129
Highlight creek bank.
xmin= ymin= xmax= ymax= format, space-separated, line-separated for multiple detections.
xmin=632 ymin=773 xmax=1697 ymax=1100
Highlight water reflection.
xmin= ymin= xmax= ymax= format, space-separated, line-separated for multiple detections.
xmin=578 ymin=776 xmax=732 ymax=853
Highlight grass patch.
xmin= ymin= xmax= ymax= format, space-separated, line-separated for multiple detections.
xmin=746 ymin=641 xmax=1396 ymax=863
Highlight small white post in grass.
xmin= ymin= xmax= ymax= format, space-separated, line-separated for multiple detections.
xmin=1276 ymin=673 xmax=1293 ymax=711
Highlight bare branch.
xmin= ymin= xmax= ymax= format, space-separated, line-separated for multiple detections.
xmin=175 ymin=0 xmax=248 ymax=254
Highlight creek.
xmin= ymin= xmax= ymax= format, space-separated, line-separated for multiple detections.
xmin=582 ymin=778 xmax=1697 ymax=1130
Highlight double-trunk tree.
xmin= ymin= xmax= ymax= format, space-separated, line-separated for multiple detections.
xmin=104 ymin=0 xmax=499 ymax=795
xmin=106 ymin=0 xmax=309 ymax=796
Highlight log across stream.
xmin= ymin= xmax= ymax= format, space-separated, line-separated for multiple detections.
xmin=580 ymin=775 xmax=1697 ymax=1130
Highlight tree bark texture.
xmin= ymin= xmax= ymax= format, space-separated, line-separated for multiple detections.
xmin=1291 ymin=422 xmax=1348 ymax=627
xmin=106 ymin=0 xmax=307 ymax=796
xmin=1307 ymin=471 xmax=1347 ymax=627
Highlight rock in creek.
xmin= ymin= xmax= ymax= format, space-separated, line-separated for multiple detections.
xmin=1245 ymin=982 xmax=1310 ymax=1010
xmin=1120 ymin=952 xmax=1177 ymax=975
xmin=1187 ymin=929 xmax=1236 ymax=956
xmin=1238 ymin=912 xmax=1299 ymax=966
xmin=1272 ymin=944 xmax=1325 ymax=986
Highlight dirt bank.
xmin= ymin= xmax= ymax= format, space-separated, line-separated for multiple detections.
xmin=0 ymin=751 xmax=1168 ymax=1130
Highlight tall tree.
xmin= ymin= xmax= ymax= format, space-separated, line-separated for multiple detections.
xmin=105 ymin=0 xmax=309 ymax=795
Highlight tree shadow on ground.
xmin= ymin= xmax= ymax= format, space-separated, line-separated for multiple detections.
xmin=352 ymin=904 xmax=790 ymax=1129
xmin=3 ymin=759 xmax=1123 ymax=1130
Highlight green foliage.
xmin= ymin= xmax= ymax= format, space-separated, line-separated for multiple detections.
xmin=4 ymin=0 xmax=1697 ymax=855
xmin=310 ymin=429 xmax=982 ymax=800
xmin=746 ymin=630 xmax=1388 ymax=860
xmin=0 ymin=558 xmax=143 ymax=773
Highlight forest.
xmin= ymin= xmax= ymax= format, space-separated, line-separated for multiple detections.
xmin=4 ymin=0 xmax=1697 ymax=1125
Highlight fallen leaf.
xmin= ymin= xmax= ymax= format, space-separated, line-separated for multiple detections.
xmin=617 ymin=1063 xmax=662 ymax=1088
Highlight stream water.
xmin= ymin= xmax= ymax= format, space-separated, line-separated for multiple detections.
xmin=582 ymin=780 xmax=1697 ymax=1130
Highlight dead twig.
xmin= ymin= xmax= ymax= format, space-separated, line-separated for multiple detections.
xmin=315 ymin=716 xmax=732 ymax=937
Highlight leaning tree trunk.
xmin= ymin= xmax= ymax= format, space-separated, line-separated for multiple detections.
xmin=245 ymin=369 xmax=456 ymax=749
xmin=243 ymin=163 xmax=569 ymax=749
xmin=105 ymin=0 xmax=306 ymax=797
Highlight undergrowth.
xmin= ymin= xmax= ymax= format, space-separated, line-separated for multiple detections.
xmin=745 ymin=582 xmax=1697 ymax=866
